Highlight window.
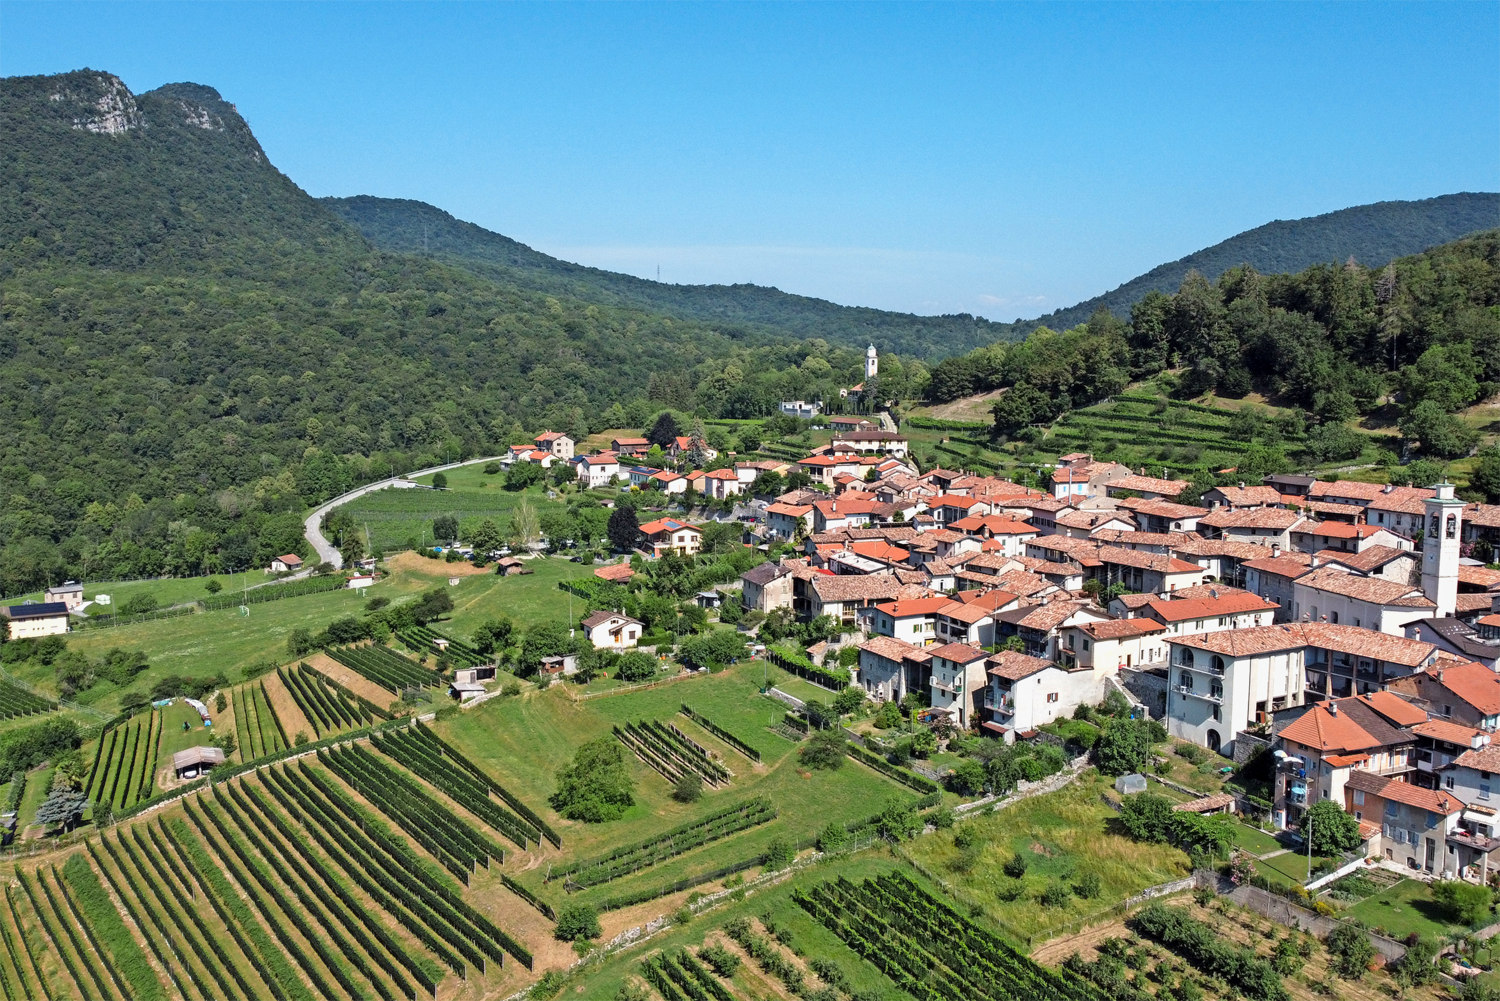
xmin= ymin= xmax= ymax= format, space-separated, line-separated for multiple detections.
xmin=1179 ymin=672 xmax=1194 ymax=690
xmin=1211 ymin=706 xmax=1221 ymax=722
xmin=1447 ymin=514 xmax=1458 ymax=540
xmin=1046 ymin=693 xmax=1058 ymax=703
xmin=1331 ymin=611 xmax=1339 ymax=624
xmin=1353 ymin=790 xmax=1365 ymax=806
xmin=1082 ymin=639 xmax=1090 ymax=651
xmin=1445 ymin=776 xmax=1455 ymax=790
xmin=1385 ymin=801 xmax=1398 ymax=817
xmin=1483 ymin=784 xmax=1492 ymax=800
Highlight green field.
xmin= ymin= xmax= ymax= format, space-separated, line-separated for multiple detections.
xmin=232 ymin=680 xmax=288 ymax=761
xmin=1256 ymin=849 xmax=1331 ymax=884
xmin=1345 ymin=877 xmax=1474 ymax=940
xmin=903 ymin=770 xmax=1190 ymax=945
xmin=1230 ymin=823 xmax=1283 ymax=855
xmin=339 ymin=479 xmax=572 ymax=551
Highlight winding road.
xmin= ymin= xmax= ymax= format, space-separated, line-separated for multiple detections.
xmin=302 ymin=455 xmax=506 ymax=568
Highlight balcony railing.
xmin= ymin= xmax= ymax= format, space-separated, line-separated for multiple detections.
xmin=1174 ymin=684 xmax=1222 ymax=704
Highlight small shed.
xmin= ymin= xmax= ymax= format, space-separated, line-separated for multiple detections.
xmin=1114 ymin=773 xmax=1148 ymax=795
xmin=449 ymin=682 xmax=486 ymax=703
xmin=538 ymin=654 xmax=578 ymax=683
xmin=347 ymin=574 xmax=375 ymax=589
xmin=173 ymin=746 xmax=226 ymax=779
xmin=455 ymin=666 xmax=496 ymax=684
xmin=448 ymin=576 xmax=462 ymax=587
xmin=695 ymin=591 xmax=723 ymax=609
xmin=496 ymin=557 xmax=529 ymax=576
xmin=1172 ymin=792 xmax=1237 ymax=816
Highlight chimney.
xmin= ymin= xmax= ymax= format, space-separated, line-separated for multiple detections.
xmin=1384 ymin=483 xmax=1395 ymax=494
xmin=1328 ymin=701 xmax=1338 ymax=715
xmin=1272 ymin=543 xmax=1281 ymax=559
xmin=1239 ymin=481 xmax=1246 ymax=490
xmin=1310 ymin=554 xmax=1320 ymax=568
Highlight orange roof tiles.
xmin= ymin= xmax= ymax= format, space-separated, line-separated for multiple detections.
xmin=930 ymin=642 xmax=989 ymax=664
xmin=1356 ymin=691 xmax=1428 ymax=727
xmin=874 ymin=597 xmax=952 ymax=617
xmin=1077 ymin=618 xmax=1166 ymax=640
xmin=1280 ymin=702 xmax=1383 ymax=752
xmin=986 ymin=650 xmax=1056 ymax=680
xmin=1427 ymin=661 xmax=1500 ymax=715
xmin=1145 ymin=593 xmax=1277 ymax=622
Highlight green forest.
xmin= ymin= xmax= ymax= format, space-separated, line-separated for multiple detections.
xmin=0 ymin=71 xmax=929 ymax=594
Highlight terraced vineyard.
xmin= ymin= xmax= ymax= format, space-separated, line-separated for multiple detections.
xmin=85 ymin=710 xmax=163 ymax=812
xmin=231 ymin=680 xmax=288 ymax=761
xmin=321 ymin=744 xmax=508 ymax=883
xmin=0 ymin=680 xmax=56 ymax=721
xmin=795 ymin=870 xmax=1108 ymax=1001
xmin=328 ymin=644 xmax=436 ymax=693
xmin=372 ymin=726 xmax=546 ymax=850
xmin=615 ymin=719 xmax=732 ymax=787
xmin=277 ymin=664 xmax=376 ymax=738
xmin=396 ymin=626 xmax=489 ymax=668
xmin=549 ymin=798 xmax=777 ymax=890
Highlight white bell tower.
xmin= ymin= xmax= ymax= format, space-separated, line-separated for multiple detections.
xmin=1422 ymin=482 xmax=1463 ymax=617
xmin=865 ymin=343 xmax=878 ymax=381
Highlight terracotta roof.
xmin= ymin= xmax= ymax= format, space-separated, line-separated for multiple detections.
xmin=1113 ymin=593 xmax=1157 ymax=609
xmin=930 ymin=642 xmax=989 ymax=664
xmin=808 ymin=575 xmax=906 ymax=603
xmin=1453 ymin=743 xmax=1500 ymax=771
xmin=1015 ymin=556 xmax=1082 ymax=577
xmin=1280 ymin=702 xmax=1383 ymax=753
xmin=1296 ymin=622 xmax=1437 ymax=666
xmin=1168 ymin=622 xmax=1314 ymax=658
xmin=996 ymin=599 xmax=1093 ymax=632
xmin=1090 ymin=529 xmax=1191 ymax=548
xmin=766 ymin=503 xmax=815 ymax=517
xmin=1173 ymin=793 xmax=1236 ymax=813
xmin=1109 ymin=474 xmax=1190 ymax=496
xmin=1308 ymin=480 xmax=1387 ymax=503
xmin=1077 ymin=618 xmax=1167 ymax=640
xmin=1200 ymin=507 xmax=1304 ymax=530
xmin=1240 ymin=552 xmax=1314 ymax=576
xmin=1305 ymin=501 xmax=1365 ymax=518
xmin=1324 ymin=753 xmax=1371 ymax=767
xmin=1313 ymin=546 xmax=1412 ymax=573
xmin=1094 ymin=546 xmax=1204 ymax=574
xmin=1173 ymin=538 xmax=1279 ymax=560
xmin=1357 ymin=691 xmax=1429 ymax=727
xmin=1296 ymin=566 xmax=1432 ymax=607
xmin=992 ymin=570 xmax=1056 ymax=597
xmin=1056 ymin=510 xmax=1135 ymax=531
xmin=1170 ymin=584 xmax=1252 ymax=601
xmin=1461 ymin=566 xmax=1500 ymax=588
xmin=639 ymin=518 xmax=700 ymax=536
xmin=874 ymin=597 xmax=952 ymax=617
xmin=1296 ymin=520 xmax=1392 ymax=540
xmin=1466 ymin=504 xmax=1500 ymax=529
xmin=1345 ymin=771 xmax=1461 ymax=814
xmin=1116 ymin=497 xmax=1210 ymax=520
xmin=1210 ymin=485 xmax=1284 ymax=507
xmin=581 ymin=610 xmax=641 ymax=630
xmin=1458 ymin=594 xmax=1497 ymax=615
xmin=986 ymin=650 xmax=1056 ymax=680
xmin=594 ymin=563 xmax=636 ymax=582
xmin=948 ymin=515 xmax=1037 ymax=536
xmin=938 ymin=601 xmax=998 ymax=625
xmin=1427 ymin=661 xmax=1500 ymax=715
xmin=1414 ymin=718 xmax=1485 ymax=745
xmin=846 ymin=540 xmax=911 ymax=563
xmin=1145 ymin=592 xmax=1277 ymax=622
xmin=951 ymin=589 xmax=1020 ymax=611
xmin=858 ymin=635 xmax=930 ymax=664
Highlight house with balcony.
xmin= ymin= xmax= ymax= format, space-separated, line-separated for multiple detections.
xmin=994 ymin=599 xmax=1109 ymax=661
xmin=1093 ymin=546 xmax=1208 ymax=595
xmin=933 ymin=601 xmax=1003 ymax=648
xmin=638 ymin=518 xmax=702 ymax=557
xmin=870 ymin=597 xmax=951 ymax=647
xmin=1273 ymin=694 xmax=1420 ymax=829
xmin=1291 ymin=566 xmax=1435 ymax=635
xmin=1057 ymin=617 xmax=1168 ymax=673
xmin=928 ymin=643 xmax=990 ymax=728
xmin=1434 ymin=741 xmax=1500 ymax=879
xmin=1116 ymin=497 xmax=1210 ymax=534
xmin=856 ymin=635 xmax=933 ymax=703
xmin=1343 ymin=771 xmax=1465 ymax=875
xmin=980 ymin=650 xmax=1071 ymax=741
xmin=797 ymin=573 xmax=908 ymax=627
xmin=1165 ymin=625 xmax=1308 ymax=756
xmin=1415 ymin=718 xmax=1489 ymax=791
xmin=1298 ymin=621 xmax=1438 ymax=701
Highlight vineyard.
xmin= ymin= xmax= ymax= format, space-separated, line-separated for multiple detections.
xmin=231 ymin=681 xmax=288 ymax=761
xmin=0 ymin=680 xmax=54 ymax=721
xmin=396 ymin=626 xmax=490 ymax=668
xmin=642 ymin=949 xmax=741 ymax=1001
xmin=328 ymin=644 xmax=436 ymax=693
xmin=277 ymin=664 xmax=376 ymax=739
xmin=549 ymin=798 xmax=777 ymax=891
xmin=85 ymin=710 xmax=163 ymax=813
xmin=371 ymin=727 xmax=544 ymax=850
xmin=679 ymin=705 xmax=761 ymax=762
xmin=614 ymin=720 xmax=732 ymax=788
xmin=320 ymin=744 xmax=508 ymax=883
xmin=795 ymin=870 xmax=1109 ymax=1001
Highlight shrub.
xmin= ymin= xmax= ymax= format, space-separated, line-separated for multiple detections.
xmin=817 ymin=822 xmax=849 ymax=853
xmin=671 ymin=772 xmax=703 ymax=804
xmin=765 ymin=837 xmax=796 ymax=870
xmin=1003 ymin=853 xmax=1028 ymax=878
xmin=554 ymin=903 xmax=602 ymax=942
xmin=1040 ymin=882 xmax=1071 ymax=907
xmin=1433 ymin=878 xmax=1494 ymax=925
xmin=1075 ymin=871 xmax=1102 ymax=899
xmin=1325 ymin=923 xmax=1375 ymax=980
xmin=615 ymin=651 xmax=658 ymax=682
xmin=874 ymin=701 xmax=902 ymax=729
xmin=699 ymin=943 xmax=740 ymax=978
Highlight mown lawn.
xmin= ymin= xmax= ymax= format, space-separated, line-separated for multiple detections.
xmin=435 ymin=662 xmax=914 ymax=908
xmin=1231 ymin=823 xmax=1283 ymax=855
xmin=340 ymin=478 xmax=573 ymax=550
xmin=903 ymin=769 xmax=1190 ymax=946
xmin=1258 ymin=850 xmax=1330 ymax=884
xmin=1346 ymin=878 xmax=1473 ymax=940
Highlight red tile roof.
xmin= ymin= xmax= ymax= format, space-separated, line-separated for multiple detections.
xmin=1356 ymin=691 xmax=1428 ymax=727
xmin=929 ymin=642 xmax=989 ymax=664
xmin=986 ymin=650 xmax=1056 ymax=680
xmin=1279 ymin=702 xmax=1384 ymax=752
xmin=1145 ymin=592 xmax=1277 ymax=622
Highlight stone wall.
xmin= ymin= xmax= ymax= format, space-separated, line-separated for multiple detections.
xmin=1120 ymin=666 xmax=1169 ymax=719
xmin=1233 ymin=730 xmax=1271 ymax=766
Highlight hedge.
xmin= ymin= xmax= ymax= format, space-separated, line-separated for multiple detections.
xmin=845 ymin=743 xmax=940 ymax=794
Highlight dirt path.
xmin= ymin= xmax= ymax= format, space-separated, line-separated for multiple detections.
xmin=261 ymin=670 xmax=314 ymax=744
xmin=386 ymin=550 xmax=492 ymax=577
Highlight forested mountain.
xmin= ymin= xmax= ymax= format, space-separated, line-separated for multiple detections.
xmin=324 ymin=195 xmax=1007 ymax=359
xmin=1020 ymin=194 xmax=1499 ymax=334
xmin=0 ymin=69 xmax=927 ymax=594
xmin=930 ymin=230 xmax=1500 ymax=477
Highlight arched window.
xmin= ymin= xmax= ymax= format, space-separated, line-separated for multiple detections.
xmin=1447 ymin=514 xmax=1458 ymax=540
xmin=1179 ymin=672 xmax=1194 ymax=690
xmin=1212 ymin=655 xmax=1227 ymax=674
xmin=1178 ymin=648 xmax=1194 ymax=668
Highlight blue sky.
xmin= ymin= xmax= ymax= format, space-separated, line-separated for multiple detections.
xmin=2 ymin=2 xmax=1496 ymax=320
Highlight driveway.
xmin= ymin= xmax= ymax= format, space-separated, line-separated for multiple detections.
xmin=302 ymin=455 xmax=505 ymax=569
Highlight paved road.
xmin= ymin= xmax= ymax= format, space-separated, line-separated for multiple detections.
xmin=302 ymin=455 xmax=506 ymax=568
